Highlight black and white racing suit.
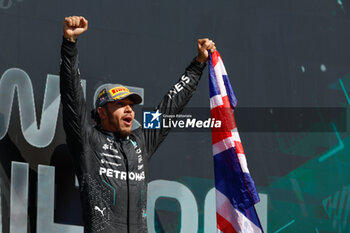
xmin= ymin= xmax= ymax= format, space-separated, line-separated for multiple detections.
xmin=59 ymin=38 xmax=206 ymax=233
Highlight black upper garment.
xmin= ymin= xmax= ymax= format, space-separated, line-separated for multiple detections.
xmin=59 ymin=38 xmax=206 ymax=233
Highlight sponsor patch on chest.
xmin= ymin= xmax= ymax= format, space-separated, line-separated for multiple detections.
xmin=99 ymin=167 xmax=145 ymax=181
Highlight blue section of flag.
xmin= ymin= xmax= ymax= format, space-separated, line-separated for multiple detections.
xmin=214 ymin=148 xmax=260 ymax=211
xmin=208 ymin=53 xmax=221 ymax=98
xmin=222 ymin=74 xmax=238 ymax=108
xmin=244 ymin=205 xmax=263 ymax=230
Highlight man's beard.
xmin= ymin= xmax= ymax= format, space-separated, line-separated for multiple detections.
xmin=106 ymin=110 xmax=132 ymax=137
xmin=116 ymin=127 xmax=132 ymax=137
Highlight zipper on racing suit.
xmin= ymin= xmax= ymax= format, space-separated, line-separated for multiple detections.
xmin=119 ymin=138 xmax=130 ymax=233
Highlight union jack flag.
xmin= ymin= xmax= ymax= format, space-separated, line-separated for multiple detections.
xmin=209 ymin=51 xmax=264 ymax=233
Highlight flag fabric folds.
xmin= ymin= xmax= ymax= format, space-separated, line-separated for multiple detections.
xmin=209 ymin=51 xmax=264 ymax=233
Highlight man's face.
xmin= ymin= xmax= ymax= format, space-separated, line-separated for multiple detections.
xmin=99 ymin=98 xmax=135 ymax=136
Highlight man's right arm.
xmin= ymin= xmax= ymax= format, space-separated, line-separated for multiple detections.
xmin=60 ymin=16 xmax=90 ymax=153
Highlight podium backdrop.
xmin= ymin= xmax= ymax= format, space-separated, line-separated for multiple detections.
xmin=1 ymin=0 xmax=350 ymax=232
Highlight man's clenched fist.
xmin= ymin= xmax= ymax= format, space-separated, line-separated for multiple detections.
xmin=196 ymin=38 xmax=216 ymax=63
xmin=63 ymin=16 xmax=88 ymax=43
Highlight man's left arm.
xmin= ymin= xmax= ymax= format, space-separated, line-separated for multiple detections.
xmin=142 ymin=38 xmax=216 ymax=157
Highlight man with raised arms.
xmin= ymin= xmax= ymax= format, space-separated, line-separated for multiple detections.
xmin=60 ymin=16 xmax=216 ymax=233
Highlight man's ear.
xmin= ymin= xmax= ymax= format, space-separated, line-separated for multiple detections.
xmin=97 ymin=106 xmax=106 ymax=120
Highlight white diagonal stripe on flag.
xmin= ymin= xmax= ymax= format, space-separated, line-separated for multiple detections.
xmin=231 ymin=128 xmax=241 ymax=143
xmin=216 ymin=190 xmax=262 ymax=233
xmin=213 ymin=67 xmax=227 ymax=96
xmin=212 ymin=136 xmax=235 ymax=156
xmin=210 ymin=95 xmax=224 ymax=109
xmin=237 ymin=153 xmax=249 ymax=173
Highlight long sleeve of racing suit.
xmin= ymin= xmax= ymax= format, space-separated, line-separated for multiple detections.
xmin=141 ymin=58 xmax=206 ymax=159
xmin=60 ymin=38 xmax=92 ymax=162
